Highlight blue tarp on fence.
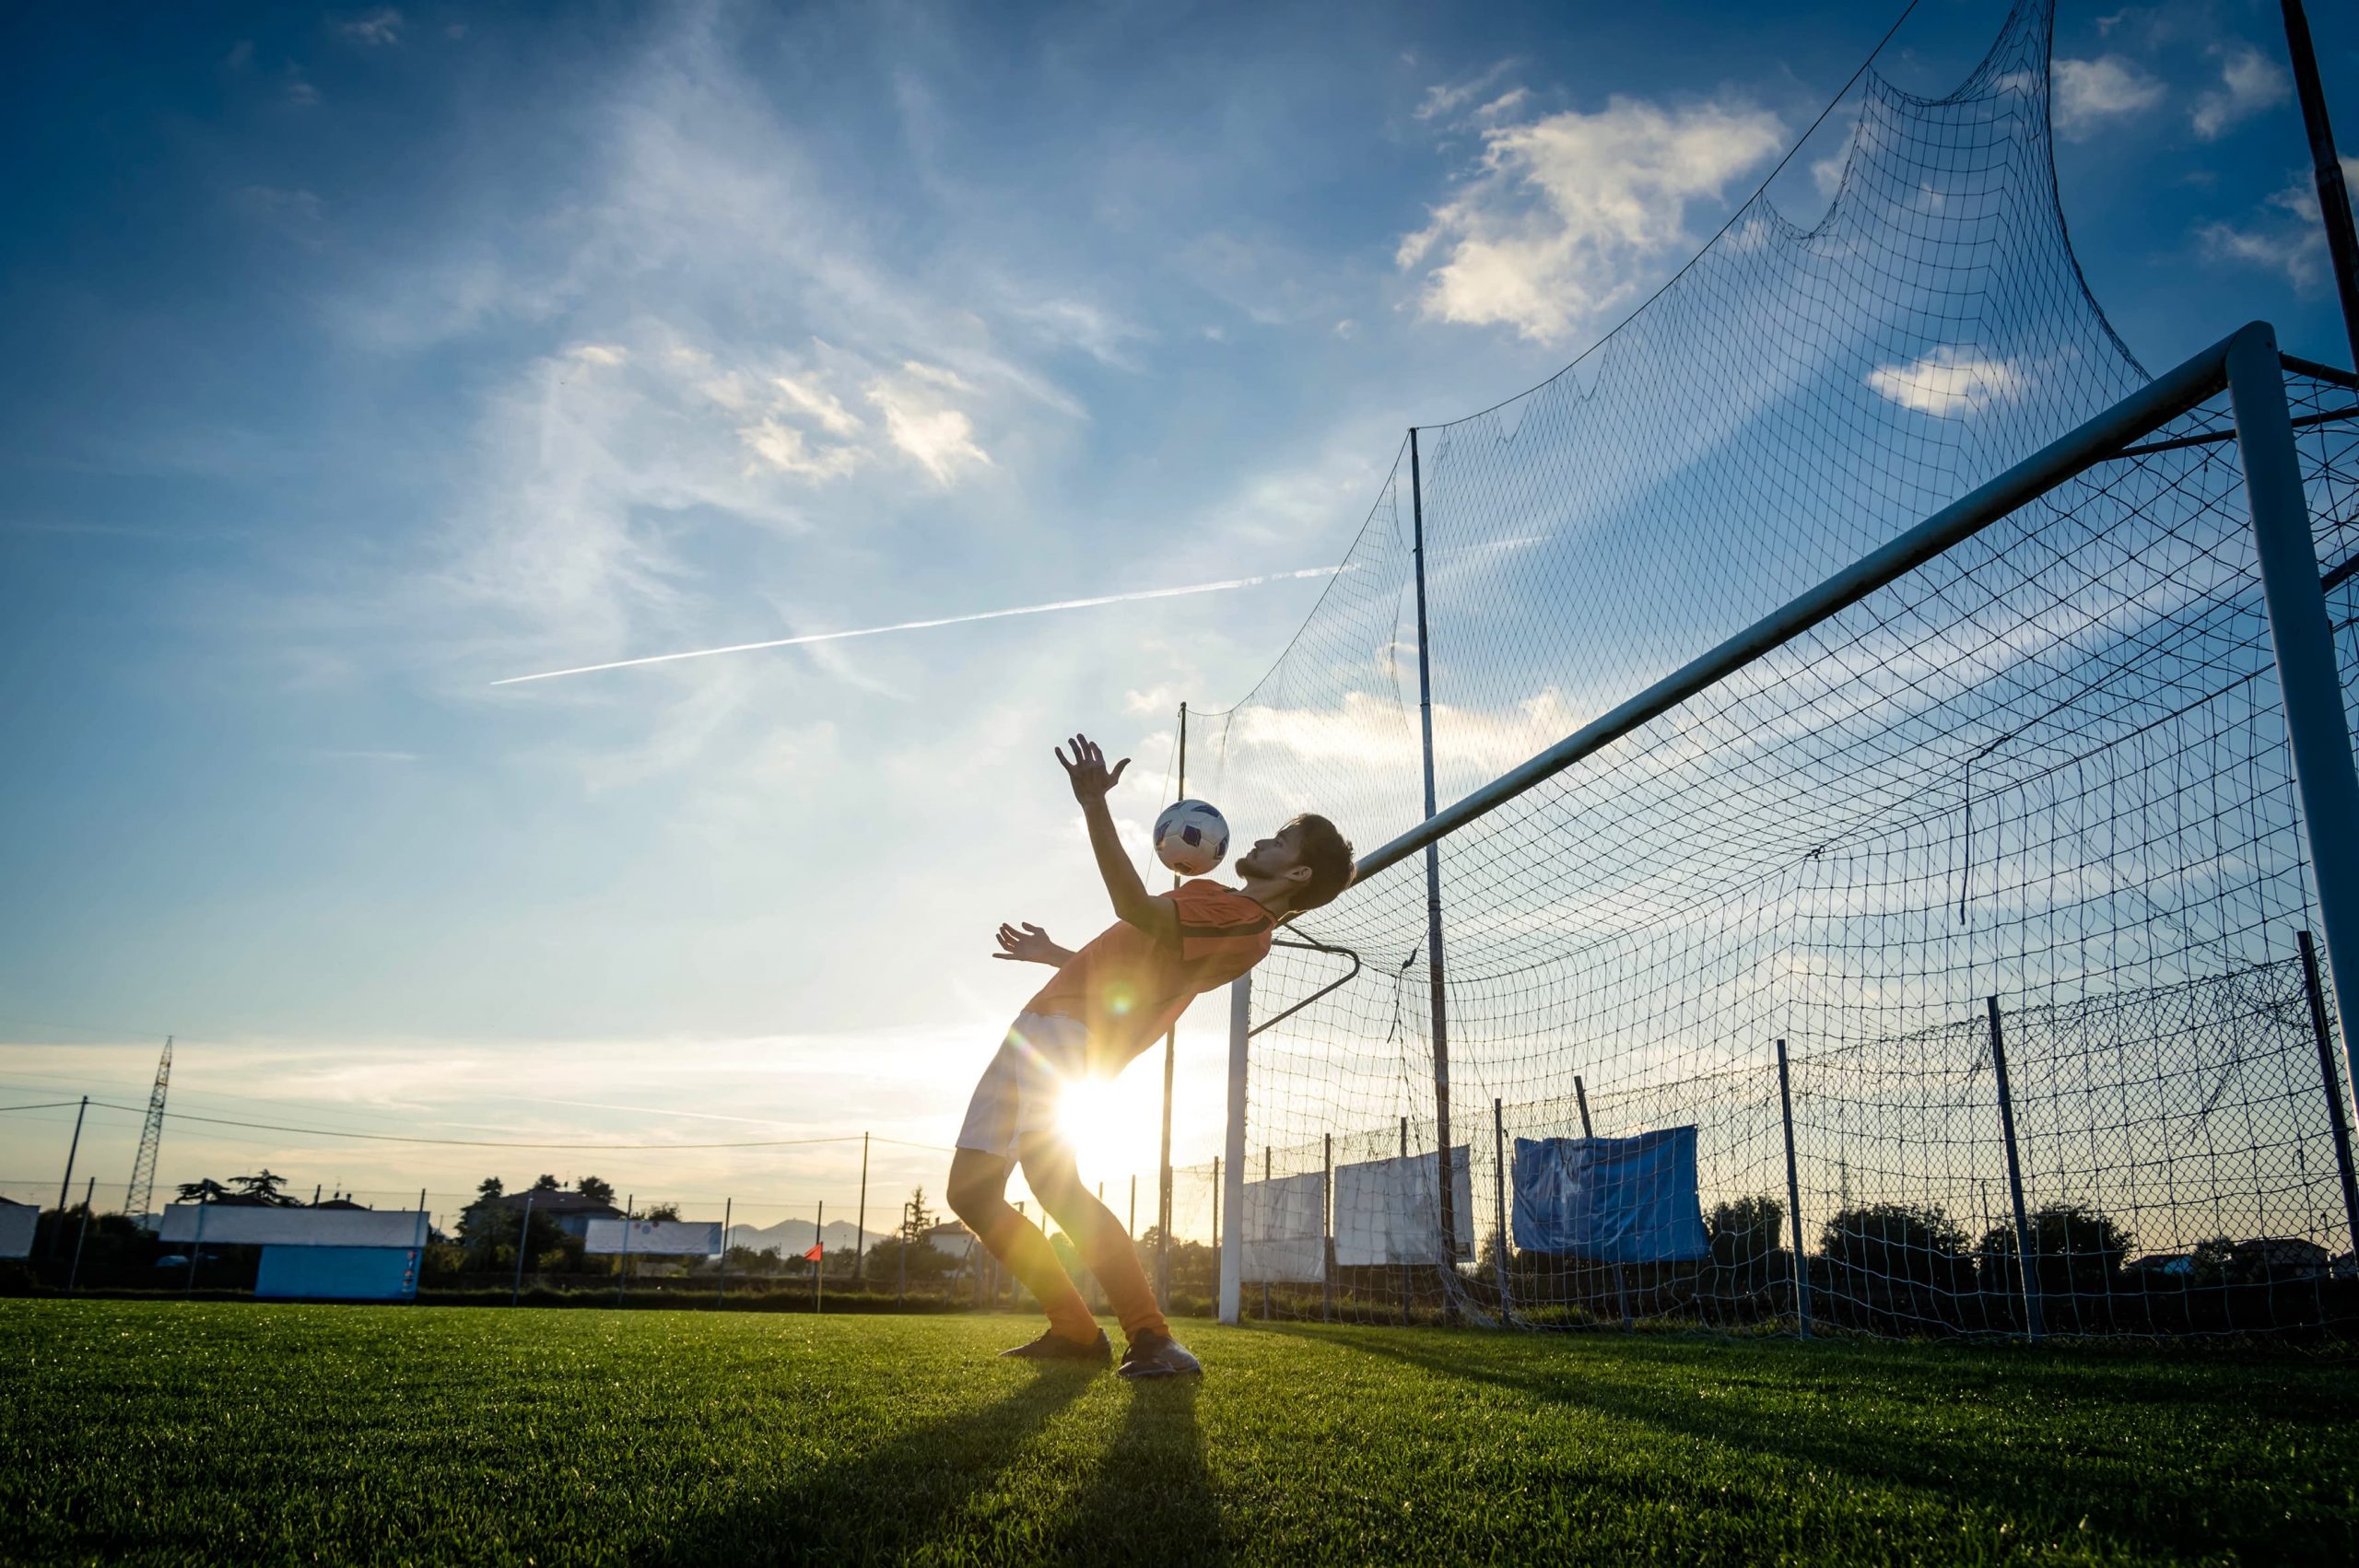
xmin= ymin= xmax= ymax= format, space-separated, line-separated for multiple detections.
xmin=1511 ymin=1128 xmax=1709 ymax=1263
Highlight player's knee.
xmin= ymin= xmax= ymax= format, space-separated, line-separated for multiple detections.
xmin=945 ymin=1170 xmax=1006 ymax=1225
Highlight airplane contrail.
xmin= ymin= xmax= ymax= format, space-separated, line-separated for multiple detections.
xmin=490 ymin=565 xmax=1346 ymax=685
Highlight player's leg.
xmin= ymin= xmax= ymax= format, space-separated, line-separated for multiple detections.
xmin=946 ymin=1023 xmax=1107 ymax=1360
xmin=1019 ymin=1133 xmax=1201 ymax=1378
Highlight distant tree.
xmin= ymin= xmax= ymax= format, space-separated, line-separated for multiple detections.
xmin=902 ymin=1188 xmax=938 ymax=1243
xmin=639 ymin=1201 xmax=681 ymax=1223
xmin=229 ymin=1170 xmax=298 ymax=1206
xmin=1976 ymin=1204 xmax=2131 ymax=1296
xmin=1820 ymin=1202 xmax=1971 ymax=1290
xmin=2190 ymin=1235 xmax=2238 ymax=1286
xmin=576 ymin=1176 xmax=616 ymax=1206
xmin=475 ymin=1176 xmax=505 ymax=1202
xmin=174 ymin=1178 xmax=230 ymax=1203
xmin=529 ymin=1174 xmax=562 ymax=1193
xmin=1708 ymin=1196 xmax=1785 ymax=1267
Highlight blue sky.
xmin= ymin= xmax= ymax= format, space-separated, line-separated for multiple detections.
xmin=2 ymin=0 xmax=2352 ymax=1224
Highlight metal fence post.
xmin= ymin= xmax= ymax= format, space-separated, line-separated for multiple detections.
xmin=2299 ymin=930 xmax=2359 ymax=1258
xmin=1493 ymin=1096 xmax=1510 ymax=1320
xmin=815 ymin=1199 xmax=826 ymax=1314
xmin=718 ymin=1197 xmax=733 ymax=1308
xmin=617 ymin=1193 xmax=633 ymax=1309
xmin=1322 ymin=1132 xmax=1334 ymax=1323
xmin=51 ymin=1095 xmax=87 ymax=1258
xmin=855 ymin=1133 xmax=870 ymax=1283
xmin=1987 ymin=998 xmax=2044 ymax=1341
xmin=1776 ymin=1040 xmax=1812 ymax=1339
xmin=511 ymin=1192 xmax=534 ymax=1306
xmin=2228 ymin=324 xmax=2359 ymax=1111
xmin=1409 ymin=427 xmax=1458 ymax=1310
xmin=1399 ymin=1116 xmax=1412 ymax=1326
xmin=1261 ymin=1148 xmax=1272 ymax=1322
xmin=184 ymin=1199 xmax=205 ymax=1300
xmin=66 ymin=1176 xmax=93 ymax=1294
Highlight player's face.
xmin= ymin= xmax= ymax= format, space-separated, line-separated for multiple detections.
xmin=1236 ymin=825 xmax=1301 ymax=879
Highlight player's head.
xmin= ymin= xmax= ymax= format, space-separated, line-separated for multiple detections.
xmin=1237 ymin=813 xmax=1356 ymax=914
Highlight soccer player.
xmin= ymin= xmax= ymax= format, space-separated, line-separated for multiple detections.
xmin=945 ymin=731 xmax=1355 ymax=1378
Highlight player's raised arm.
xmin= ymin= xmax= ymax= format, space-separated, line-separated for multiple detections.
xmin=1057 ymin=731 xmax=1178 ymax=944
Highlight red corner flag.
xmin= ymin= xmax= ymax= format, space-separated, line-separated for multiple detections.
xmin=802 ymin=1243 xmax=824 ymax=1262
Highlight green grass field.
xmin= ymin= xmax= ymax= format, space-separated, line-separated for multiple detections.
xmin=4 ymin=1302 xmax=2353 ymax=1564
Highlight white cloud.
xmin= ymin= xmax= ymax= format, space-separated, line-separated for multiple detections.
xmin=1012 ymin=298 xmax=1154 ymax=369
xmin=2192 ymin=45 xmax=2288 ymax=140
xmin=866 ymin=363 xmax=992 ymax=484
xmin=1865 ymin=347 xmax=2026 ymax=415
xmin=2196 ymin=161 xmax=2358 ymax=291
xmin=568 ymin=344 xmax=629 ymax=369
xmin=2052 ymin=55 xmax=2165 ymax=139
xmin=1415 ymin=59 xmax=1520 ymax=123
xmin=740 ymin=416 xmax=863 ymax=481
xmin=769 ymin=374 xmax=863 ymax=438
xmin=338 ymin=7 xmax=404 ymax=47
xmin=1397 ymin=95 xmax=1786 ymax=344
xmin=1811 ymin=153 xmax=1847 ymax=200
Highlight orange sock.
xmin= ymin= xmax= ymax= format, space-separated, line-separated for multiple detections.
xmin=975 ymin=1207 xmax=1099 ymax=1342
xmin=1074 ymin=1215 xmax=1169 ymax=1341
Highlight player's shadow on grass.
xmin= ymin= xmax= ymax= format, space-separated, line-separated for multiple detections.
xmin=1294 ymin=1326 xmax=2341 ymax=1562
xmin=1050 ymin=1377 xmax=1228 ymax=1566
xmin=651 ymin=1365 xmax=1101 ymax=1566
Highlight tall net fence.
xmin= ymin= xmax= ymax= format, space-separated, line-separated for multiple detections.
xmin=1191 ymin=0 xmax=2359 ymax=1336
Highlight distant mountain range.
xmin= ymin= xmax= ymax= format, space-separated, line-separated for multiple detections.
xmin=726 ymin=1218 xmax=875 ymax=1256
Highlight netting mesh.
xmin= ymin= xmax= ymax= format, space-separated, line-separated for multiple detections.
xmin=1190 ymin=0 xmax=2359 ymax=1335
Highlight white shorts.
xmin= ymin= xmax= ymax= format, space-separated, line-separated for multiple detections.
xmin=955 ymin=1012 xmax=1091 ymax=1158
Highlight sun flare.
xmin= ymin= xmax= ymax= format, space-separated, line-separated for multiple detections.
xmin=1054 ymin=1074 xmax=1166 ymax=1199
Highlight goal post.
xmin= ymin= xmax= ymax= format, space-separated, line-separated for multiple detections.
xmin=1214 ymin=322 xmax=2359 ymax=1332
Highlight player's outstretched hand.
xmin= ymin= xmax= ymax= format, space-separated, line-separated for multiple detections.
xmin=1056 ymin=732 xmax=1129 ymax=804
xmin=992 ymin=921 xmax=1060 ymax=964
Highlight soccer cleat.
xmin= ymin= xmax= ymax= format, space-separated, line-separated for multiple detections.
xmin=1116 ymin=1329 xmax=1203 ymax=1380
xmin=998 ymin=1327 xmax=1113 ymax=1365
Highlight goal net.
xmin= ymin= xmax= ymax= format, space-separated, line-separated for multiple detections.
xmin=1191 ymin=0 xmax=2359 ymax=1337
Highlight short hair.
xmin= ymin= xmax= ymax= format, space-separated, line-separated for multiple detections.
xmin=1284 ymin=813 xmax=1356 ymax=912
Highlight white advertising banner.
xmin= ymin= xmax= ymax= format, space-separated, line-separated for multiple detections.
xmin=0 ymin=1200 xmax=36 ymax=1259
xmin=582 ymin=1219 xmax=722 ymax=1257
xmin=1332 ymin=1147 xmax=1473 ymax=1268
xmin=159 ymin=1205 xmax=428 ymax=1247
xmin=1242 ymin=1171 xmax=1326 ymax=1283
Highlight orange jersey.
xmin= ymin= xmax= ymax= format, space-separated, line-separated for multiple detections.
xmin=1024 ymin=880 xmax=1276 ymax=1071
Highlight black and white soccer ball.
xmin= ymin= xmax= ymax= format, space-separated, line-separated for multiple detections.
xmin=1152 ymin=799 xmax=1230 ymax=876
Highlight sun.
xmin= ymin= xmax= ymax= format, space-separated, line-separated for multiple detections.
xmin=1054 ymin=1074 xmax=1164 ymax=1197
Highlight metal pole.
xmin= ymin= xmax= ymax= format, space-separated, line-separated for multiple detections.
xmin=1261 ymin=1147 xmax=1272 ymax=1322
xmin=1399 ymin=1116 xmax=1412 ymax=1327
xmin=2230 ymin=324 xmax=2359 ymax=1094
xmin=1158 ymin=700 xmax=1186 ymax=1310
xmin=1574 ymin=1077 xmax=1593 ymax=1138
xmin=1345 ymin=334 xmax=2240 ymax=892
xmin=2281 ymin=1 xmax=2359 ymax=370
xmin=718 ymin=1198 xmax=733 ymax=1308
xmin=815 ymin=1199 xmax=825 ymax=1314
xmin=2298 ymin=930 xmax=2359 ymax=1260
xmin=1211 ymin=1154 xmax=1221 ymax=1294
xmin=1776 ymin=1040 xmax=1812 ymax=1339
xmin=1322 ymin=1131 xmax=1334 ymax=1323
xmin=67 ymin=1176 xmax=93 ymax=1294
xmin=897 ymin=1200 xmax=909 ymax=1306
xmin=511 ymin=1192 xmax=534 ymax=1306
xmin=1492 ymin=1096 xmax=1509 ymax=1319
xmin=855 ymin=1133 xmax=869 ymax=1283
xmin=1219 ymin=974 xmax=1249 ymax=1326
xmin=51 ymin=1095 xmax=88 ymax=1258
xmin=184 ymin=1197 xmax=205 ymax=1299
xmin=618 ymin=1193 xmax=633 ymax=1309
xmin=1408 ymin=428 xmax=1458 ymax=1295
xmin=415 ymin=1188 xmax=428 ymax=1305
xmin=1987 ymin=998 xmax=2044 ymax=1342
